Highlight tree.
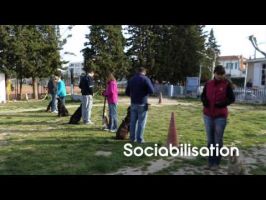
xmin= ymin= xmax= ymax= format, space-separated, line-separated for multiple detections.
xmin=203 ymin=28 xmax=221 ymax=79
xmin=0 ymin=25 xmax=63 ymax=99
xmin=126 ymin=25 xmax=206 ymax=84
xmin=82 ymin=25 xmax=129 ymax=85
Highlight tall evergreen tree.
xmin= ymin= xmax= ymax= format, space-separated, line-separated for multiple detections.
xmin=126 ymin=25 xmax=206 ymax=84
xmin=203 ymin=28 xmax=221 ymax=79
xmin=82 ymin=25 xmax=129 ymax=84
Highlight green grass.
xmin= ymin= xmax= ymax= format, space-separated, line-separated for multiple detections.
xmin=0 ymin=98 xmax=265 ymax=174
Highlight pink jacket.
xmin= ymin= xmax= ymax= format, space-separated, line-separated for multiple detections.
xmin=104 ymin=80 xmax=118 ymax=104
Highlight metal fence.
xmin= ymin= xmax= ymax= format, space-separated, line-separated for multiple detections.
xmin=154 ymin=83 xmax=266 ymax=104
xmin=234 ymin=87 xmax=266 ymax=104
xmin=154 ymin=84 xmax=199 ymax=98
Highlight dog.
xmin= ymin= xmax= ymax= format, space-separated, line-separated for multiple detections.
xmin=46 ymin=100 xmax=52 ymax=112
xmin=116 ymin=106 xmax=131 ymax=140
xmin=57 ymin=97 xmax=69 ymax=117
xmin=227 ymin=149 xmax=246 ymax=175
xmin=69 ymin=104 xmax=82 ymax=124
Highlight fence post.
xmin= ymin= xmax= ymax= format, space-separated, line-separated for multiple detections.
xmin=168 ymin=85 xmax=173 ymax=97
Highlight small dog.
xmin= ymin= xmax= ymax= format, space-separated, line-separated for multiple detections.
xmin=116 ymin=106 xmax=131 ymax=140
xmin=57 ymin=98 xmax=69 ymax=117
xmin=227 ymin=149 xmax=246 ymax=175
xmin=69 ymin=104 xmax=82 ymax=124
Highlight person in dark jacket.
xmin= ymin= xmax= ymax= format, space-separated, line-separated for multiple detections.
xmin=126 ymin=67 xmax=154 ymax=143
xmin=79 ymin=69 xmax=95 ymax=125
xmin=201 ymin=65 xmax=235 ymax=170
xmin=46 ymin=75 xmax=57 ymax=113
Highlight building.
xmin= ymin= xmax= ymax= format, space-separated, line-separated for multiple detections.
xmin=218 ymin=55 xmax=247 ymax=78
xmin=67 ymin=62 xmax=85 ymax=78
xmin=245 ymin=58 xmax=266 ymax=88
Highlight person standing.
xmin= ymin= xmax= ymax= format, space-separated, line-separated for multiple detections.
xmin=125 ymin=67 xmax=154 ymax=143
xmin=79 ymin=69 xmax=95 ymax=125
xmin=46 ymin=75 xmax=57 ymax=113
xmin=55 ymin=75 xmax=67 ymax=106
xmin=103 ymin=73 xmax=118 ymax=132
xmin=201 ymin=65 xmax=235 ymax=170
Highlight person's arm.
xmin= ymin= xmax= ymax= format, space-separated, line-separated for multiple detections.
xmin=125 ymin=80 xmax=130 ymax=96
xmin=87 ymin=77 xmax=94 ymax=95
xmin=215 ymin=83 xmax=235 ymax=108
xmin=57 ymin=82 xmax=62 ymax=97
xmin=104 ymin=83 xmax=111 ymax=97
xmin=79 ymin=77 xmax=83 ymax=89
xmin=201 ymin=83 xmax=209 ymax=107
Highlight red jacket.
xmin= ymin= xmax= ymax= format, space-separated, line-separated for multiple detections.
xmin=201 ymin=79 xmax=235 ymax=118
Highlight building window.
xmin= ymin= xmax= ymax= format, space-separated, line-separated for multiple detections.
xmin=226 ymin=63 xmax=233 ymax=69
xmin=235 ymin=63 xmax=238 ymax=69
xmin=262 ymin=64 xmax=266 ymax=85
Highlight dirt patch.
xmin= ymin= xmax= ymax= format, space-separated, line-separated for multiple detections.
xmin=95 ymin=151 xmax=112 ymax=157
xmin=107 ymin=158 xmax=176 ymax=175
xmin=107 ymin=145 xmax=266 ymax=175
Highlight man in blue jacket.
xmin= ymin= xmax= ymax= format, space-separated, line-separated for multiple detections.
xmin=126 ymin=67 xmax=154 ymax=143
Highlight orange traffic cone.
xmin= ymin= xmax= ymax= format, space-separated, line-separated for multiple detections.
xmin=166 ymin=112 xmax=179 ymax=147
xmin=158 ymin=92 xmax=163 ymax=104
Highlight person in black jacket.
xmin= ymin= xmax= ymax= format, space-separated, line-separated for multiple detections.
xmin=46 ymin=75 xmax=57 ymax=113
xmin=79 ymin=69 xmax=95 ymax=124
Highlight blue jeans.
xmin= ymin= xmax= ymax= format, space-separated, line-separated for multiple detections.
xmin=51 ymin=94 xmax=57 ymax=112
xmin=82 ymin=95 xmax=93 ymax=123
xmin=130 ymin=104 xmax=148 ymax=143
xmin=203 ymin=115 xmax=227 ymax=166
xmin=108 ymin=104 xmax=118 ymax=130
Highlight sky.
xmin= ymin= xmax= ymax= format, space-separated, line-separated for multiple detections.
xmin=60 ymin=25 xmax=266 ymax=64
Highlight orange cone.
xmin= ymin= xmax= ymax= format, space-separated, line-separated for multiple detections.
xmin=158 ymin=92 xmax=163 ymax=104
xmin=166 ymin=112 xmax=179 ymax=147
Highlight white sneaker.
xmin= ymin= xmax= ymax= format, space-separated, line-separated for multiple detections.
xmin=84 ymin=121 xmax=94 ymax=125
xmin=52 ymin=111 xmax=58 ymax=114
xmin=110 ymin=129 xmax=117 ymax=133
xmin=104 ymin=128 xmax=110 ymax=131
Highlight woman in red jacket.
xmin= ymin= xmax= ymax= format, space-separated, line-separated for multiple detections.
xmin=103 ymin=73 xmax=119 ymax=132
xmin=201 ymin=65 xmax=235 ymax=170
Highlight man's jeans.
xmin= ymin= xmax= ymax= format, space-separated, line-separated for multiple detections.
xmin=130 ymin=104 xmax=148 ymax=143
xmin=108 ymin=103 xmax=118 ymax=130
xmin=82 ymin=95 xmax=93 ymax=123
xmin=203 ymin=115 xmax=227 ymax=166
xmin=51 ymin=94 xmax=57 ymax=112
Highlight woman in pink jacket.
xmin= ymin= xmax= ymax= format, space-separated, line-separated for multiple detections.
xmin=103 ymin=73 xmax=118 ymax=132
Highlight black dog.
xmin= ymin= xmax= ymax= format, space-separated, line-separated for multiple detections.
xmin=116 ymin=106 xmax=131 ymax=140
xmin=69 ymin=104 xmax=82 ymax=124
xmin=57 ymin=98 xmax=69 ymax=117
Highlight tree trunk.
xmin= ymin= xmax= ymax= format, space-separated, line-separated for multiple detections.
xmin=32 ymin=77 xmax=38 ymax=100
xmin=19 ymin=78 xmax=23 ymax=100
xmin=16 ymin=78 xmax=19 ymax=100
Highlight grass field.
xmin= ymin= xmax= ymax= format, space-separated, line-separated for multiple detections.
xmin=0 ymin=96 xmax=265 ymax=175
